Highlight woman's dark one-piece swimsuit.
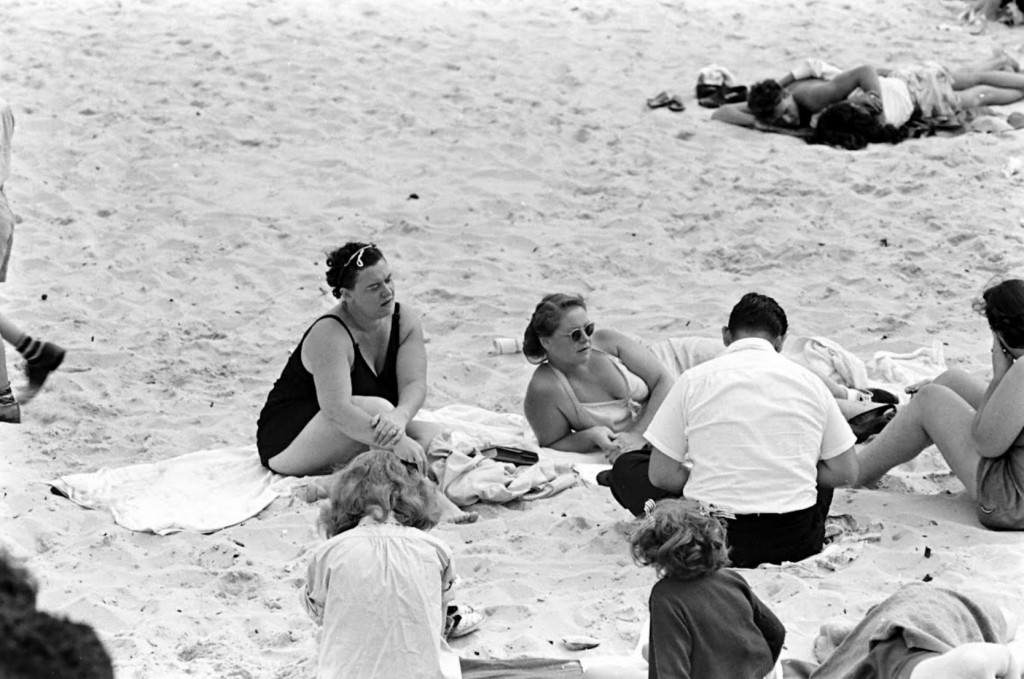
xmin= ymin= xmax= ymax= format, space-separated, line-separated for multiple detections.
xmin=256 ymin=304 xmax=401 ymax=468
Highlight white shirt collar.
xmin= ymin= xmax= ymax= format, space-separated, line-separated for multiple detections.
xmin=723 ymin=337 xmax=777 ymax=354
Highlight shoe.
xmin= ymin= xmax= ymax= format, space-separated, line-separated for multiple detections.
xmin=23 ymin=342 xmax=65 ymax=400
xmin=646 ymin=91 xmax=685 ymax=112
xmin=445 ymin=604 xmax=484 ymax=639
xmin=0 ymin=389 xmax=20 ymax=424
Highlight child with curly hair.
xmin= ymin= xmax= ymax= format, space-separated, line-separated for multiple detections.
xmin=628 ymin=498 xmax=785 ymax=679
xmin=302 ymin=450 xmax=464 ymax=679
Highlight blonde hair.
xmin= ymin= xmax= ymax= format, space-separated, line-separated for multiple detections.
xmin=318 ymin=450 xmax=440 ymax=537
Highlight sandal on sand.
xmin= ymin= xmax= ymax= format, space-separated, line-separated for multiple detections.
xmin=848 ymin=404 xmax=896 ymax=443
xmin=445 ymin=604 xmax=485 ymax=639
xmin=646 ymin=91 xmax=685 ymax=112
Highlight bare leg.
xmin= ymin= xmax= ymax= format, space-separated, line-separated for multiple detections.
xmin=957 ymin=85 xmax=1024 ymax=108
xmin=0 ymin=313 xmax=27 ymax=347
xmin=269 ymin=396 xmax=418 ymax=476
xmin=856 ymin=384 xmax=981 ymax=497
xmin=931 ymin=368 xmax=987 ymax=409
xmin=951 ymin=70 xmax=1024 ymax=91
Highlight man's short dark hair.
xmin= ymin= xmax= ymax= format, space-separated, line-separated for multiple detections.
xmin=747 ymin=79 xmax=784 ymax=122
xmin=728 ymin=292 xmax=788 ymax=338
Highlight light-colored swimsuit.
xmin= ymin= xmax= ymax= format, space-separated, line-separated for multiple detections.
xmin=550 ymin=351 xmax=649 ymax=432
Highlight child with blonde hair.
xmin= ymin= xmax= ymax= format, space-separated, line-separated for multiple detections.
xmin=628 ymin=498 xmax=785 ymax=679
xmin=302 ymin=450 xmax=463 ymax=679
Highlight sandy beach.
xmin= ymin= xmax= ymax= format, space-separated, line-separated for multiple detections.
xmin=2 ymin=0 xmax=1024 ymax=676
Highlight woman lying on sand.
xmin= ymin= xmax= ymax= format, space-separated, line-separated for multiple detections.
xmin=857 ymin=278 xmax=1024 ymax=530
xmin=256 ymin=242 xmax=439 ymax=476
xmin=631 ymin=499 xmax=1024 ymax=679
xmin=713 ymin=53 xmax=1024 ymax=148
xmin=522 ymin=293 xmax=677 ymax=515
xmin=522 ymin=293 xmax=894 ymax=516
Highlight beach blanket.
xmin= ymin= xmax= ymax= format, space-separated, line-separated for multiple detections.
xmin=50 ymin=405 xmax=590 ymax=535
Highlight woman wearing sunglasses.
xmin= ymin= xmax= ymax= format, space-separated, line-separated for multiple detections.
xmin=522 ymin=293 xmax=676 ymax=514
xmin=256 ymin=241 xmax=437 ymax=477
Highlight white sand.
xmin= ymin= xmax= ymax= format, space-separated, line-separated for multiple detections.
xmin=1 ymin=0 xmax=1024 ymax=676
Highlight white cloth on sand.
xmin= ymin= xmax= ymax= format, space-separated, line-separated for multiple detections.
xmin=49 ymin=406 xmax=590 ymax=534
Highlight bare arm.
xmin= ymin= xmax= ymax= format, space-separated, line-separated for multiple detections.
xmin=797 ymin=65 xmax=882 ymax=112
xmin=817 ymin=446 xmax=859 ymax=488
xmin=600 ymin=329 xmax=674 ymax=437
xmin=524 ymin=370 xmax=617 ymax=453
xmin=711 ymin=104 xmax=814 ymax=137
xmin=971 ymin=335 xmax=1024 ymax=458
xmin=390 ymin=306 xmax=428 ymax=425
xmin=648 ymin=448 xmax=689 ymax=493
xmin=302 ymin=319 xmax=382 ymax=445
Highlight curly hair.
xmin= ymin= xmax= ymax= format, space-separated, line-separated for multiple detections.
xmin=318 ymin=450 xmax=440 ymax=538
xmin=325 ymin=242 xmax=386 ymax=298
xmin=747 ymin=79 xmax=785 ymax=122
xmin=727 ymin=292 xmax=788 ymax=338
xmin=809 ymin=101 xmax=908 ymax=150
xmin=522 ymin=293 xmax=587 ymax=363
xmin=975 ymin=278 xmax=1024 ymax=349
xmin=628 ymin=499 xmax=729 ymax=580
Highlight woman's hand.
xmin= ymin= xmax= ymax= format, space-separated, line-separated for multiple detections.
xmin=390 ymin=436 xmax=427 ymax=474
xmin=607 ymin=431 xmax=647 ymax=463
xmin=581 ymin=426 xmax=619 ymax=453
xmin=371 ymin=411 xmax=408 ymax=448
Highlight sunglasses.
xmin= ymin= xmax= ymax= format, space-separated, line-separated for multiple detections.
xmin=562 ymin=322 xmax=595 ymax=343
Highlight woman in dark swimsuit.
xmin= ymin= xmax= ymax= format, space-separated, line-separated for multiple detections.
xmin=257 ymin=242 xmax=437 ymax=476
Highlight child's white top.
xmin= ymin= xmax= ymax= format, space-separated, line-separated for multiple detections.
xmin=303 ymin=521 xmax=456 ymax=679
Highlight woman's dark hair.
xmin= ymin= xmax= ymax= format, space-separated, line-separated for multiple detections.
xmin=809 ymin=101 xmax=908 ymax=150
xmin=976 ymin=278 xmax=1024 ymax=349
xmin=318 ymin=450 xmax=439 ymax=538
xmin=522 ymin=293 xmax=587 ymax=362
xmin=747 ymin=79 xmax=785 ymax=122
xmin=628 ymin=499 xmax=729 ymax=580
xmin=325 ymin=242 xmax=386 ymax=298
xmin=727 ymin=292 xmax=788 ymax=338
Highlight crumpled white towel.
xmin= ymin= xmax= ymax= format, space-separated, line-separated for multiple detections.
xmin=50 ymin=446 xmax=304 ymax=535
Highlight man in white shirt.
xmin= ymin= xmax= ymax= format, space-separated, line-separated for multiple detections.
xmin=645 ymin=292 xmax=859 ymax=567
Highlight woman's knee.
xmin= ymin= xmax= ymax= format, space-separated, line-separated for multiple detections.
xmin=350 ymin=396 xmax=395 ymax=415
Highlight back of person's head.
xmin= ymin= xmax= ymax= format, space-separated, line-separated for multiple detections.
xmin=747 ymin=79 xmax=784 ymax=122
xmin=727 ymin=292 xmax=788 ymax=339
xmin=522 ymin=293 xmax=587 ymax=363
xmin=977 ymin=278 xmax=1024 ymax=349
xmin=628 ymin=499 xmax=729 ymax=580
xmin=319 ymin=450 xmax=439 ymax=538
xmin=0 ymin=551 xmax=114 ymax=679
xmin=325 ymin=241 xmax=386 ymax=297
xmin=809 ymin=101 xmax=908 ymax=150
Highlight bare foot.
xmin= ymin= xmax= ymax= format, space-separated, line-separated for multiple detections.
xmin=435 ymin=487 xmax=479 ymax=523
